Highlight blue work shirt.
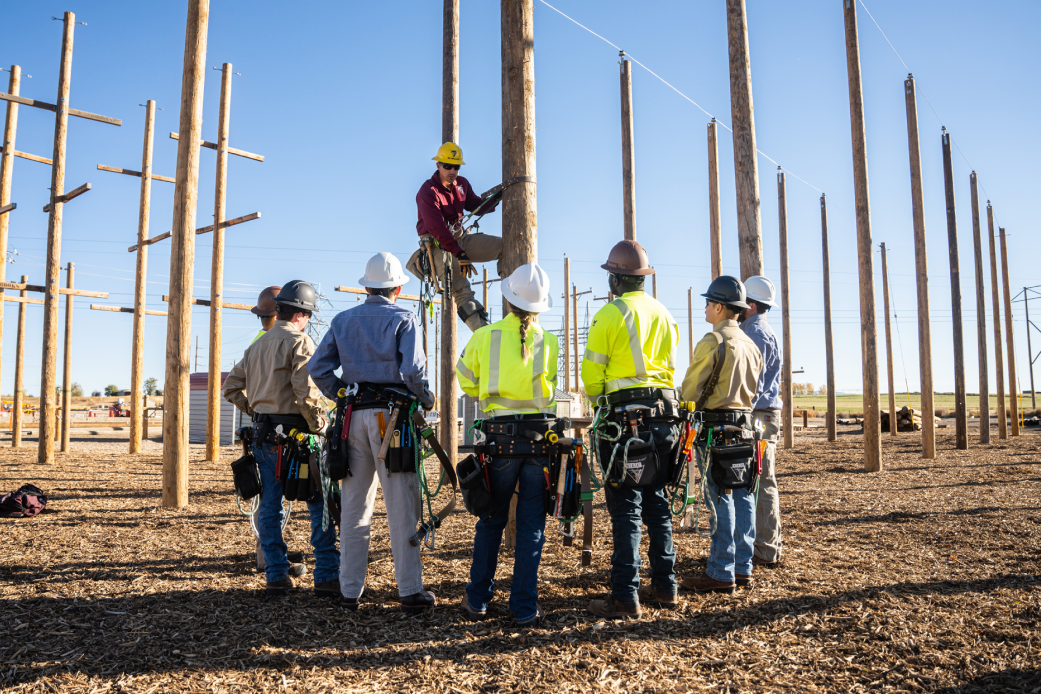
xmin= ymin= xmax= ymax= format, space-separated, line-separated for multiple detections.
xmin=740 ymin=312 xmax=782 ymax=411
xmin=307 ymin=295 xmax=428 ymax=400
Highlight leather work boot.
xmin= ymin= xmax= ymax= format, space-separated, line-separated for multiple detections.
xmin=401 ymin=590 xmax=438 ymax=615
xmin=680 ymin=574 xmax=736 ymax=595
xmin=587 ymin=597 xmax=642 ymax=620
xmin=287 ymin=551 xmax=305 ymax=564
xmin=736 ymin=574 xmax=753 ymax=589
xmin=314 ymin=581 xmax=341 ymax=599
xmin=458 ymin=300 xmax=490 ymax=332
xmin=341 ymin=586 xmax=365 ymax=612
xmin=637 ymin=586 xmax=679 ymax=610
xmin=752 ymin=555 xmax=781 ymax=569
xmin=265 ymin=576 xmax=296 ymax=597
xmin=461 ymin=595 xmax=486 ymax=622
xmin=288 ymin=563 xmax=308 ymax=578
xmin=515 ymin=606 xmax=544 ymax=629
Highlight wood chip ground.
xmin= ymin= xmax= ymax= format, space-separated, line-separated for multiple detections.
xmin=1 ymin=426 xmax=1039 ymax=692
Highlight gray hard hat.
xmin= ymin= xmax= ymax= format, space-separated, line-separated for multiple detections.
xmin=701 ymin=275 xmax=750 ymax=309
xmin=274 ymin=280 xmax=318 ymax=312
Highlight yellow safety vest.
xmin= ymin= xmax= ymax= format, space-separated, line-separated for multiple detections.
xmin=250 ymin=329 xmax=267 ymax=345
xmin=456 ymin=312 xmax=559 ymax=416
xmin=581 ymin=291 xmax=678 ymax=398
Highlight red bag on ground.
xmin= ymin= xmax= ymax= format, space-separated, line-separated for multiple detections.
xmin=0 ymin=484 xmax=47 ymax=517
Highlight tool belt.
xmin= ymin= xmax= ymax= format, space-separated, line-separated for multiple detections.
xmin=698 ymin=409 xmax=760 ymax=492
xmin=607 ymin=387 xmax=679 ymax=413
xmin=251 ymin=412 xmax=310 ymax=444
xmin=474 ymin=415 xmax=572 ymax=455
xmin=597 ymin=395 xmax=681 ymax=489
xmin=700 ymin=408 xmax=753 ymax=428
xmin=352 ymin=383 xmax=398 ymax=412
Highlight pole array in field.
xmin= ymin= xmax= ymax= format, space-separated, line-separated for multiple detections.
xmin=969 ymin=172 xmax=990 ymax=442
xmin=879 ymin=243 xmax=896 ymax=437
xmin=903 ymin=74 xmax=934 ymax=458
xmin=619 ymin=55 xmax=636 ymax=241
xmin=0 ymin=66 xmax=23 ymax=400
xmin=97 ymin=100 xmax=172 ymax=454
xmin=999 ymin=227 xmax=1020 ymax=436
xmin=163 ymin=0 xmax=210 ymax=508
xmin=725 ymin=0 xmax=763 ymax=280
xmin=776 ymin=169 xmax=793 ymax=449
xmin=563 ymin=258 xmax=571 ymax=391
xmin=707 ymin=119 xmax=722 ymax=280
xmin=842 ymin=0 xmax=881 ymax=472
xmin=821 ymin=195 xmax=836 ymax=441
xmin=986 ymin=203 xmax=1007 ymax=439
xmin=441 ymin=0 xmax=460 ymax=466
xmin=940 ymin=129 xmax=968 ymax=449
xmin=11 ymin=275 xmax=28 ymax=447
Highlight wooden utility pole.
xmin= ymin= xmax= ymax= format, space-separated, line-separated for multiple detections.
xmin=987 ymin=203 xmax=1007 ymax=439
xmin=903 ymin=74 xmax=935 ymax=458
xmin=707 ymin=119 xmax=722 ymax=280
xmin=60 ymin=263 xmax=75 ymax=452
xmin=969 ymin=172 xmax=990 ymax=442
xmin=163 ymin=0 xmax=210 ymax=508
xmin=619 ymin=55 xmax=636 ymax=241
xmin=1000 ymin=227 xmax=1019 ymax=436
xmin=941 ymin=128 xmax=968 ymax=449
xmin=879 ymin=244 xmax=896 ymax=437
xmin=725 ymin=0 xmax=763 ymax=280
xmin=501 ymin=0 xmax=538 ymax=280
xmin=11 ymin=274 xmax=27 ymax=447
xmin=842 ymin=0 xmax=881 ymax=472
xmin=441 ymin=0 xmax=460 ymax=465
xmin=573 ymin=286 xmax=579 ymax=393
xmin=821 ymin=195 xmax=836 ymax=441
xmin=0 ymin=66 xmax=21 ymax=396
xmin=687 ymin=288 xmax=694 ymax=363
xmin=563 ymin=258 xmax=571 ymax=391
xmin=777 ymin=169 xmax=793 ymax=449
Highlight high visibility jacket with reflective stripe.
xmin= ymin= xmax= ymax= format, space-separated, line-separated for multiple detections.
xmin=581 ymin=291 xmax=678 ymax=398
xmin=456 ymin=312 xmax=559 ymax=416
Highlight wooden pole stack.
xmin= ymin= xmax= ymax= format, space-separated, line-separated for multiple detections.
xmin=1000 ymin=227 xmax=1020 ymax=436
xmin=879 ymin=243 xmax=897 ymax=437
xmin=11 ymin=274 xmax=27 ymax=447
xmin=707 ymin=119 xmax=722 ymax=280
xmin=821 ymin=194 xmax=836 ymax=441
xmin=619 ymin=55 xmax=636 ymax=241
xmin=903 ymin=74 xmax=935 ymax=458
xmin=842 ymin=0 xmax=881 ymax=472
xmin=440 ymin=0 xmax=459 ymax=467
xmin=725 ymin=0 xmax=763 ymax=280
xmin=940 ymin=128 xmax=968 ymax=449
xmin=60 ymin=262 xmax=74 ymax=452
xmin=563 ymin=258 xmax=571 ymax=391
xmin=163 ymin=0 xmax=209 ymax=508
xmin=0 ymin=65 xmax=21 ymax=394
xmin=776 ymin=169 xmax=793 ymax=449
xmin=986 ymin=203 xmax=1007 ymax=439
xmin=969 ymin=172 xmax=990 ymax=443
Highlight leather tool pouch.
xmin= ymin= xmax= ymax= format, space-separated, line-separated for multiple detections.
xmin=386 ymin=419 xmax=416 ymax=474
xmin=456 ymin=453 xmax=494 ymax=517
xmin=230 ymin=450 xmax=262 ymax=500
xmin=544 ymin=447 xmax=582 ymax=517
xmin=709 ymin=442 xmax=757 ymax=490
xmin=617 ymin=436 xmax=659 ymax=488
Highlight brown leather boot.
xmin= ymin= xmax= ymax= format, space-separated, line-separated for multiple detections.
xmin=736 ymin=574 xmax=753 ymax=589
xmin=636 ymin=586 xmax=679 ymax=609
xmin=314 ymin=581 xmax=341 ymax=599
xmin=265 ymin=576 xmax=296 ymax=597
xmin=680 ymin=574 xmax=736 ymax=594
xmin=752 ymin=555 xmax=781 ymax=569
xmin=587 ymin=597 xmax=642 ymax=620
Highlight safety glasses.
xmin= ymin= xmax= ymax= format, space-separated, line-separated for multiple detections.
xmin=439 ymin=163 xmax=460 ymax=170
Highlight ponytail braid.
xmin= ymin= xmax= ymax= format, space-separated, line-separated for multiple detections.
xmin=508 ymin=302 xmax=537 ymax=361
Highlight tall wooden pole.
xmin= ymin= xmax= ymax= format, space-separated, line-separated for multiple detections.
xmin=130 ymin=101 xmax=156 ymax=454
xmin=987 ymin=203 xmax=1007 ymax=439
xmin=572 ymin=286 xmax=579 ymax=394
xmin=11 ymin=274 xmax=27 ymax=448
xmin=726 ymin=0 xmax=763 ymax=280
xmin=879 ymin=244 xmax=896 ymax=437
xmin=619 ymin=56 xmax=636 ymax=241
xmin=969 ymin=172 xmax=990 ymax=442
xmin=821 ymin=195 xmax=836 ymax=442
xmin=0 ymin=66 xmax=21 ymax=396
xmin=777 ymin=169 xmax=793 ymax=449
xmin=707 ymin=119 xmax=722 ymax=280
xmin=563 ymin=258 xmax=571 ymax=391
xmin=60 ymin=262 xmax=74 ymax=452
xmin=205 ymin=64 xmax=232 ymax=462
xmin=441 ymin=0 xmax=460 ymax=465
xmin=1000 ymin=227 xmax=1019 ymax=436
xmin=941 ymin=128 xmax=968 ymax=449
xmin=842 ymin=0 xmax=881 ymax=472
xmin=903 ymin=74 xmax=935 ymax=458
xmin=434 ymin=308 xmax=439 ymax=403
xmin=687 ymin=288 xmax=694 ymax=364
xmin=1025 ymin=289 xmax=1036 ymax=410
xmin=501 ymin=0 xmax=538 ymax=280
xmin=163 ymin=0 xmax=209 ymax=508
xmin=39 ymin=13 xmax=76 ymax=466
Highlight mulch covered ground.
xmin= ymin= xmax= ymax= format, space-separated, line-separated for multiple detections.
xmin=1 ymin=426 xmax=1039 ymax=693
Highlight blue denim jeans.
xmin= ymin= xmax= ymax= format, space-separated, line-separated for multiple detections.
xmin=255 ymin=442 xmax=339 ymax=584
xmin=603 ymin=480 xmax=677 ymax=603
xmin=466 ymin=456 xmax=547 ymax=622
xmin=705 ymin=472 xmax=755 ymax=582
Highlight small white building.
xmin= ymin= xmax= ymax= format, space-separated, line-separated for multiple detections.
xmin=188 ymin=372 xmax=248 ymax=446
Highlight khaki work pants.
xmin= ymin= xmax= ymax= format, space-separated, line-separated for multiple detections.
xmin=406 ymin=231 xmax=503 ymax=309
xmin=753 ymin=408 xmax=782 ymax=562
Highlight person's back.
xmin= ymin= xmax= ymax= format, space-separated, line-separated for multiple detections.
xmin=681 ymin=319 xmax=762 ymax=411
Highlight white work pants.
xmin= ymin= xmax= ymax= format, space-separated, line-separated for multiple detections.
xmin=753 ymin=409 xmax=782 ymax=562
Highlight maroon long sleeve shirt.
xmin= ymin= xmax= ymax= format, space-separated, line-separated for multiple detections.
xmin=415 ymin=171 xmax=494 ymax=256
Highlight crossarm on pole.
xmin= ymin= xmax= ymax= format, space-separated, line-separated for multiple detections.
xmin=161 ymin=296 xmax=254 ymax=311
xmin=90 ymin=304 xmax=167 ymax=316
xmin=0 ymin=203 xmax=14 ymax=215
xmin=127 ymin=211 xmax=261 ymax=252
xmin=0 ymin=91 xmax=121 ymax=126
xmin=334 ymin=286 xmax=442 ymax=305
xmin=42 ymin=182 xmax=91 ymax=212
xmin=169 ymin=131 xmax=264 ymax=162
xmin=97 ymin=164 xmax=175 ymax=183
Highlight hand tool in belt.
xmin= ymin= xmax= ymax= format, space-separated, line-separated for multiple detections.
xmin=408 ymin=407 xmax=459 ymax=547
xmin=377 ymin=388 xmax=413 ymax=462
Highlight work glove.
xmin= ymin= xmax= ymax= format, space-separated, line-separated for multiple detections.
xmin=419 ymin=385 xmax=436 ymax=411
xmin=456 ymin=251 xmax=478 ymax=280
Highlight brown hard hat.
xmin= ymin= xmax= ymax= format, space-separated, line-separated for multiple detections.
xmin=601 ymin=240 xmax=655 ymax=276
xmin=251 ymin=285 xmax=282 ymax=317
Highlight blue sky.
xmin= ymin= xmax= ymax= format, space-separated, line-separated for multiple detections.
xmin=0 ymin=0 xmax=1038 ymax=398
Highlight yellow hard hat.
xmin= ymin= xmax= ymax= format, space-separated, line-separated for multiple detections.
xmin=432 ymin=142 xmax=465 ymax=166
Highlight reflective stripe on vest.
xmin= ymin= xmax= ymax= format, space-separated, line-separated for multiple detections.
xmin=584 ymin=347 xmax=609 ymax=365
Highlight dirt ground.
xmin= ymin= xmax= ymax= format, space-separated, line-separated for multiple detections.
xmin=1 ymin=425 xmax=1039 ymax=693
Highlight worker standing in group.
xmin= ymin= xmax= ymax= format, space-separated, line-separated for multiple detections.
xmin=456 ymin=263 xmax=558 ymax=627
xmin=407 ymin=142 xmax=502 ymax=331
xmin=679 ymin=277 xmax=763 ymax=594
xmin=737 ymin=276 xmax=784 ymax=570
xmin=249 ymin=286 xmax=281 ymax=344
xmin=582 ymin=240 xmax=681 ymax=619
xmin=224 ymin=281 xmax=339 ymax=598
xmin=308 ymin=252 xmax=437 ymax=614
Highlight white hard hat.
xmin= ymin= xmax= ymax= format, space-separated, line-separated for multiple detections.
xmin=502 ymin=262 xmax=553 ymax=313
xmin=359 ymin=252 xmax=410 ymax=289
xmin=743 ymin=275 xmax=777 ymax=307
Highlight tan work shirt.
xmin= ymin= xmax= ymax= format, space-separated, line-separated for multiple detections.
xmin=223 ymin=320 xmax=323 ymax=431
xmin=680 ymin=319 xmax=763 ymax=411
